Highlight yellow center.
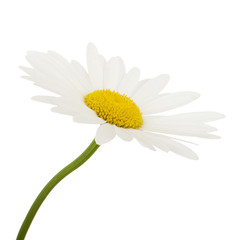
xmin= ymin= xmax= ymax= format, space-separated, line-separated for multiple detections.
xmin=84 ymin=89 xmax=143 ymax=129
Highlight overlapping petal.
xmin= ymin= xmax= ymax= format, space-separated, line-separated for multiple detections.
xmin=87 ymin=43 xmax=104 ymax=89
xmin=141 ymin=92 xmax=200 ymax=114
xmin=132 ymin=74 xmax=169 ymax=106
xmin=103 ymin=57 xmax=125 ymax=90
xmin=117 ymin=67 xmax=140 ymax=96
xmin=95 ymin=123 xmax=116 ymax=144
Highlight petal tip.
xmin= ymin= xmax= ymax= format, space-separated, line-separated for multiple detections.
xmin=217 ymin=113 xmax=226 ymax=119
xmin=87 ymin=42 xmax=98 ymax=52
xmin=192 ymin=154 xmax=199 ymax=160
xmin=31 ymin=96 xmax=43 ymax=102
xmin=192 ymin=92 xmax=201 ymax=99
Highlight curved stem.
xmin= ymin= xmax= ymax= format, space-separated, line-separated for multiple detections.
xmin=17 ymin=139 xmax=100 ymax=240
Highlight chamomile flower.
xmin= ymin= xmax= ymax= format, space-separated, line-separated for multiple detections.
xmin=17 ymin=43 xmax=224 ymax=240
xmin=20 ymin=43 xmax=224 ymax=160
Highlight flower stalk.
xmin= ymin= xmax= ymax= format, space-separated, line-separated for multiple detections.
xmin=17 ymin=139 xmax=100 ymax=240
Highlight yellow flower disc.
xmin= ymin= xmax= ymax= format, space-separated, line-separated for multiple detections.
xmin=84 ymin=89 xmax=143 ymax=129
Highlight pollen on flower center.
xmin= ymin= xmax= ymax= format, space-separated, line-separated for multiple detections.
xmin=84 ymin=89 xmax=143 ymax=129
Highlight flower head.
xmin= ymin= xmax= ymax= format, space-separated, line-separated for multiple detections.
xmin=20 ymin=43 xmax=224 ymax=159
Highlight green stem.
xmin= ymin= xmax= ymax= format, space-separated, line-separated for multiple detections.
xmin=17 ymin=139 xmax=100 ymax=240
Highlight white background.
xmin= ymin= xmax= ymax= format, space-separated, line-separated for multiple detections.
xmin=0 ymin=0 xmax=239 ymax=239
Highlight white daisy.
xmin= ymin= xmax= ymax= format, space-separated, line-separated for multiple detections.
xmin=20 ymin=43 xmax=224 ymax=160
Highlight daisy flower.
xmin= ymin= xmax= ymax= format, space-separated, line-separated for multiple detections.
xmin=21 ymin=43 xmax=223 ymax=160
xmin=17 ymin=43 xmax=224 ymax=240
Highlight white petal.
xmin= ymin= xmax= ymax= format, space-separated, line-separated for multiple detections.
xmin=117 ymin=68 xmax=140 ymax=96
xmin=145 ymin=133 xmax=198 ymax=160
xmin=115 ymin=126 xmax=133 ymax=141
xmin=32 ymin=95 xmax=85 ymax=108
xmin=32 ymin=95 xmax=101 ymax=121
xmin=128 ymin=129 xmax=156 ymax=151
xmin=50 ymin=105 xmax=105 ymax=124
xmin=73 ymin=114 xmax=105 ymax=124
xmin=71 ymin=60 xmax=93 ymax=92
xmin=25 ymin=51 xmax=72 ymax=89
xmin=95 ymin=123 xmax=116 ymax=145
xmin=47 ymin=51 xmax=90 ymax=94
xmin=143 ymin=112 xmax=225 ymax=123
xmin=32 ymin=95 xmax=61 ymax=105
xmin=154 ymin=112 xmax=225 ymax=122
xmin=127 ymin=129 xmax=198 ymax=159
xmin=131 ymin=79 xmax=148 ymax=96
xmin=21 ymin=70 xmax=74 ymax=97
xmin=139 ymin=132 xmax=171 ymax=152
xmin=98 ymin=54 xmax=107 ymax=69
xmin=87 ymin=43 xmax=103 ymax=89
xmin=191 ymin=133 xmax=221 ymax=139
xmin=141 ymin=92 xmax=200 ymax=114
xmin=132 ymin=74 xmax=169 ymax=106
xmin=142 ymin=116 xmax=218 ymax=137
xmin=24 ymin=51 xmax=83 ymax=98
xmin=19 ymin=66 xmax=35 ymax=76
xmin=160 ymin=137 xmax=198 ymax=160
xmin=103 ymin=57 xmax=125 ymax=91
